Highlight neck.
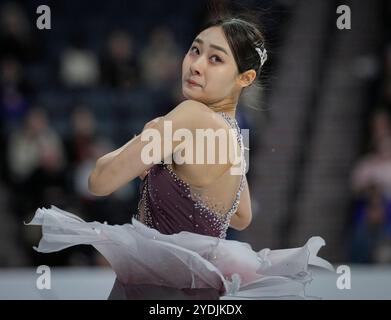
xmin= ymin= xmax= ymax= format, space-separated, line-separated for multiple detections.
xmin=207 ymin=97 xmax=238 ymax=118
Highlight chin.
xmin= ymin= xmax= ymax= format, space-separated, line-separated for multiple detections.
xmin=182 ymin=89 xmax=209 ymax=104
xmin=182 ymin=89 xmax=196 ymax=100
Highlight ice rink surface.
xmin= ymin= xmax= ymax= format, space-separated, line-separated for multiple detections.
xmin=0 ymin=265 xmax=390 ymax=300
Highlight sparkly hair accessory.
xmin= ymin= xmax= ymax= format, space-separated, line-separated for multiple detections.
xmin=255 ymin=45 xmax=267 ymax=67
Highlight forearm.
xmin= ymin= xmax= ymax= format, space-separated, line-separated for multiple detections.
xmin=88 ymin=134 xmax=141 ymax=196
xmin=97 ymin=134 xmax=138 ymax=167
xmin=229 ymin=213 xmax=250 ymax=231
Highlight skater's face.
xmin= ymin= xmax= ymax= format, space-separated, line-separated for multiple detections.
xmin=182 ymin=26 xmax=250 ymax=104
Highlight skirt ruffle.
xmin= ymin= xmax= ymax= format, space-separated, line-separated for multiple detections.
xmin=26 ymin=205 xmax=334 ymax=299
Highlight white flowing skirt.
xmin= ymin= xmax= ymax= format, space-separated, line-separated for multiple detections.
xmin=26 ymin=206 xmax=334 ymax=299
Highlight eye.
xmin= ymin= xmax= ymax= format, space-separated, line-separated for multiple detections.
xmin=190 ymin=46 xmax=199 ymax=54
xmin=210 ymin=55 xmax=222 ymax=63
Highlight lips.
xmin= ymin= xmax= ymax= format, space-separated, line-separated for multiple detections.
xmin=186 ymin=79 xmax=202 ymax=87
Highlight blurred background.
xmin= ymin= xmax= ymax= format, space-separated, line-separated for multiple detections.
xmin=0 ymin=0 xmax=391 ymax=299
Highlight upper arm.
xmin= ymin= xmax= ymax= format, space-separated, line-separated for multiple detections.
xmin=141 ymin=99 xmax=212 ymax=161
xmin=90 ymin=100 xmax=210 ymax=195
xmin=230 ymin=175 xmax=252 ymax=230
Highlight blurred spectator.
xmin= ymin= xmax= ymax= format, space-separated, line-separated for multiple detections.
xmin=386 ymin=43 xmax=391 ymax=78
xmin=0 ymin=2 xmax=40 ymax=63
xmin=384 ymin=44 xmax=391 ymax=108
xmin=7 ymin=108 xmax=66 ymax=185
xmin=140 ymin=26 xmax=182 ymax=89
xmin=6 ymin=108 xmax=69 ymax=265
xmin=64 ymin=107 xmax=98 ymax=168
xmin=352 ymin=111 xmax=391 ymax=196
xmin=0 ymin=58 xmax=32 ymax=137
xmin=385 ymin=78 xmax=391 ymax=107
xmin=7 ymin=107 xmax=67 ymax=226
xmin=0 ymin=183 xmax=28 ymax=266
xmin=100 ymin=29 xmax=140 ymax=89
xmin=59 ymin=33 xmax=100 ymax=88
xmin=64 ymin=106 xmax=108 ymax=201
xmin=350 ymin=110 xmax=391 ymax=263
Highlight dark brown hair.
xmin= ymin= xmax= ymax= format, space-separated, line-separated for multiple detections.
xmin=199 ymin=13 xmax=266 ymax=79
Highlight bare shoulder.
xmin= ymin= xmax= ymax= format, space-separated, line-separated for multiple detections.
xmin=164 ymin=99 xmax=220 ymax=130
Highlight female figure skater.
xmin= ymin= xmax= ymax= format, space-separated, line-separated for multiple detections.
xmin=28 ymin=16 xmax=333 ymax=299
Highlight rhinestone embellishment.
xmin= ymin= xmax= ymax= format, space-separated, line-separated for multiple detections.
xmin=135 ymin=111 xmax=246 ymax=239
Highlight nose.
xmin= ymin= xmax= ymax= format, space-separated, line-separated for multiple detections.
xmin=190 ymin=56 xmax=205 ymax=76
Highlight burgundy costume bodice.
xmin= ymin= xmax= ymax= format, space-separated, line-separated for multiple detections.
xmin=134 ymin=112 xmax=245 ymax=239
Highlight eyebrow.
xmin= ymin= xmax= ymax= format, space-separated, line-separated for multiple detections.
xmin=193 ymin=38 xmax=229 ymax=56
